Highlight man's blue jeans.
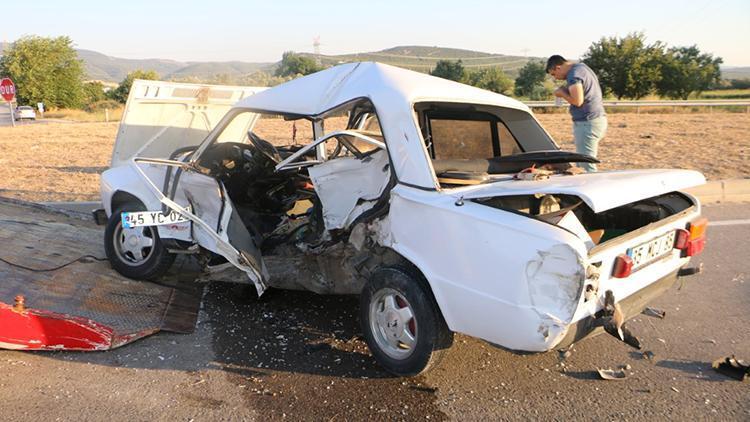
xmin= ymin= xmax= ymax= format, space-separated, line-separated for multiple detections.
xmin=573 ymin=116 xmax=607 ymax=172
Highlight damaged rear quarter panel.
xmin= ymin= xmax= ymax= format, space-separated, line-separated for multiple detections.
xmin=386 ymin=185 xmax=588 ymax=352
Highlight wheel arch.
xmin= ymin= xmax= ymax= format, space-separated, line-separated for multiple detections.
xmin=376 ymin=247 xmax=453 ymax=332
xmin=110 ymin=190 xmax=147 ymax=214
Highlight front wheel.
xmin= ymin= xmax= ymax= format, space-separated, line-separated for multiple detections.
xmin=360 ymin=266 xmax=453 ymax=376
xmin=104 ymin=204 xmax=175 ymax=280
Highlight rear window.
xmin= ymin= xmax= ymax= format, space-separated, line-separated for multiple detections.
xmin=415 ymin=102 xmax=555 ymax=161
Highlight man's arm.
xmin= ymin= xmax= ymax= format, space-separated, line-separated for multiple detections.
xmin=554 ymin=82 xmax=584 ymax=107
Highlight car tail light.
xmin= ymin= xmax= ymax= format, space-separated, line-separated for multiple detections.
xmin=688 ymin=218 xmax=708 ymax=241
xmin=673 ymin=229 xmax=690 ymax=250
xmin=612 ymin=254 xmax=633 ymax=278
xmin=675 ymin=218 xmax=708 ymax=257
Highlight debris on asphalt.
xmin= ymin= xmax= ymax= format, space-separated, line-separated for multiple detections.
xmin=642 ymin=307 xmax=667 ymax=319
xmin=597 ymin=368 xmax=628 ymax=380
xmin=558 ymin=348 xmax=572 ymax=362
xmin=712 ymin=356 xmax=749 ymax=381
xmin=671 ymin=386 xmax=680 ymax=393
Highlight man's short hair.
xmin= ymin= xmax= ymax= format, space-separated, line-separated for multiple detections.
xmin=546 ymin=55 xmax=567 ymax=72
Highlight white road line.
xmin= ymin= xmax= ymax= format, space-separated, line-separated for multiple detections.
xmin=710 ymin=219 xmax=750 ymax=226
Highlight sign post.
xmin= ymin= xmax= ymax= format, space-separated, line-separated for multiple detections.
xmin=1 ymin=78 xmax=16 ymax=128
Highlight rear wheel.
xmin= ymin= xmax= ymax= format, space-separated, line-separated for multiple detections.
xmin=104 ymin=204 xmax=175 ymax=280
xmin=360 ymin=266 xmax=453 ymax=376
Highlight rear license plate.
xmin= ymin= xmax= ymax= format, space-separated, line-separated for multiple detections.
xmin=121 ymin=208 xmax=190 ymax=229
xmin=627 ymin=230 xmax=676 ymax=270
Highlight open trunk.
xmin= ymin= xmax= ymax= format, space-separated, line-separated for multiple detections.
xmin=468 ymin=169 xmax=705 ymax=252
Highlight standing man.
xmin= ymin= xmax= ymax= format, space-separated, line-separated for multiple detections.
xmin=546 ymin=55 xmax=607 ymax=172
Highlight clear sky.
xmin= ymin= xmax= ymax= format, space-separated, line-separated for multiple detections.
xmin=3 ymin=0 xmax=749 ymax=66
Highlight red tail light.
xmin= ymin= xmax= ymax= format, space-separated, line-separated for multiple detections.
xmin=674 ymin=229 xmax=690 ymax=250
xmin=612 ymin=254 xmax=633 ymax=278
xmin=674 ymin=218 xmax=707 ymax=257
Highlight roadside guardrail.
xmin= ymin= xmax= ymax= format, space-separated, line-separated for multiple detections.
xmin=525 ymin=99 xmax=750 ymax=113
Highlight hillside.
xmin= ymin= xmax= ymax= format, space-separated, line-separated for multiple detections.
xmin=1 ymin=42 xmax=541 ymax=82
xmin=5 ymin=41 xmax=746 ymax=83
xmin=299 ymin=45 xmax=539 ymax=76
xmin=76 ymin=49 xmax=188 ymax=81
xmin=721 ymin=66 xmax=750 ymax=80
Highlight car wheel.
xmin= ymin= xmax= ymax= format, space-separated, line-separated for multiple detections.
xmin=104 ymin=204 xmax=175 ymax=280
xmin=360 ymin=266 xmax=453 ymax=376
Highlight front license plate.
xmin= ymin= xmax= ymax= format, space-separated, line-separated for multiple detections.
xmin=121 ymin=208 xmax=190 ymax=229
xmin=627 ymin=230 xmax=676 ymax=270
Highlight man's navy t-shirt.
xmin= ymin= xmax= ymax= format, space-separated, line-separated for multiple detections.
xmin=567 ymin=63 xmax=605 ymax=121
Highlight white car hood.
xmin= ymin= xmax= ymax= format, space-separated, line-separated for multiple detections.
xmin=458 ymin=169 xmax=706 ymax=212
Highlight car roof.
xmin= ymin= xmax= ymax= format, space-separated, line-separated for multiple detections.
xmin=18 ymin=106 xmax=33 ymax=109
xmin=233 ymin=61 xmax=530 ymax=117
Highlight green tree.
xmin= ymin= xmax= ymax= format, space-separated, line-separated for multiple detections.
xmin=82 ymin=81 xmax=106 ymax=105
xmin=108 ymin=70 xmax=159 ymax=103
xmin=275 ymin=52 xmax=322 ymax=77
xmin=583 ymin=32 xmax=664 ymax=99
xmin=655 ymin=46 xmax=722 ymax=99
xmin=0 ymin=35 xmax=85 ymax=108
xmin=430 ymin=60 xmax=465 ymax=82
xmin=514 ymin=60 xmax=547 ymax=97
xmin=464 ymin=67 xmax=513 ymax=94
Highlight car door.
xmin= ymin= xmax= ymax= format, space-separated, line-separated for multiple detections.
xmin=132 ymin=157 xmax=268 ymax=295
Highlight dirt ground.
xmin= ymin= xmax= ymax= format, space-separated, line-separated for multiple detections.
xmin=0 ymin=112 xmax=747 ymax=202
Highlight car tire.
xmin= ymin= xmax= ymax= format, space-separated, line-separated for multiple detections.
xmin=104 ymin=204 xmax=175 ymax=280
xmin=360 ymin=266 xmax=454 ymax=376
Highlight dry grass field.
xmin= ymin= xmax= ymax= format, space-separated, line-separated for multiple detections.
xmin=0 ymin=113 xmax=747 ymax=202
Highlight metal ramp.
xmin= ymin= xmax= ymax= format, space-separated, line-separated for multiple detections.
xmin=0 ymin=199 xmax=202 ymax=351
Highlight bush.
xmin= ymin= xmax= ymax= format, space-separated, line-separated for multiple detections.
xmin=85 ymin=99 xmax=120 ymax=113
xmin=514 ymin=61 xmax=547 ymax=97
xmin=109 ymin=70 xmax=159 ymax=103
xmin=430 ymin=60 xmax=465 ymax=82
xmin=463 ymin=67 xmax=513 ymax=95
xmin=275 ymin=52 xmax=322 ymax=77
xmin=730 ymin=79 xmax=750 ymax=89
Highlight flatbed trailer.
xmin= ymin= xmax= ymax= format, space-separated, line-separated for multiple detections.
xmin=0 ymin=198 xmax=201 ymax=351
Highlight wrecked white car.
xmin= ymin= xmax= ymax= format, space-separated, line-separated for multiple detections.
xmin=98 ymin=64 xmax=707 ymax=376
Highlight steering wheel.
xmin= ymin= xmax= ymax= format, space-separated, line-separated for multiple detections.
xmin=248 ymin=131 xmax=282 ymax=165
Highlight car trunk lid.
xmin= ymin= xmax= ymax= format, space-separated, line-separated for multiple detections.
xmin=111 ymin=80 xmax=265 ymax=168
xmin=460 ymin=169 xmax=705 ymax=213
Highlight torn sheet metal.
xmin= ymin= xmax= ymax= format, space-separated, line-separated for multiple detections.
xmin=0 ymin=274 xmax=202 ymax=351
xmin=0 ymin=201 xmax=202 ymax=351
xmin=309 ymin=149 xmax=391 ymax=231
xmin=525 ymin=244 xmax=586 ymax=344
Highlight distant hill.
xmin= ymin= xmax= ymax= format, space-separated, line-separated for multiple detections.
xmin=1 ymin=42 xmax=543 ymax=82
xmin=166 ymin=61 xmax=271 ymax=81
xmin=721 ymin=66 xmax=750 ymax=80
xmin=3 ymin=41 xmax=749 ymax=83
xmin=76 ymin=49 xmax=188 ymax=81
xmin=0 ymin=41 xmax=272 ymax=82
xmin=299 ymin=45 xmax=539 ymax=77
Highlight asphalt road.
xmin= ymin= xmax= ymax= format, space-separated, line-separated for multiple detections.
xmin=0 ymin=203 xmax=748 ymax=421
xmin=0 ymin=107 xmax=49 ymax=126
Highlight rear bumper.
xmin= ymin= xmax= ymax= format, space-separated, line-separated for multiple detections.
xmin=555 ymin=268 xmax=680 ymax=349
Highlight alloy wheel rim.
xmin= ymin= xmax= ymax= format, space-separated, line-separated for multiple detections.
xmin=369 ymin=288 xmax=418 ymax=360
